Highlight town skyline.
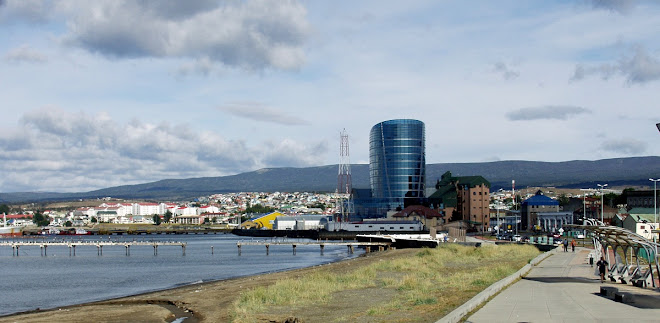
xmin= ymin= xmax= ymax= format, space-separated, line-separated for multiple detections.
xmin=1 ymin=1 xmax=660 ymax=193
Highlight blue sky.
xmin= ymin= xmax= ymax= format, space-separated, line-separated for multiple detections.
xmin=1 ymin=0 xmax=659 ymax=193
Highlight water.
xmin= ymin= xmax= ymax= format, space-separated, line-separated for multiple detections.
xmin=0 ymin=234 xmax=361 ymax=316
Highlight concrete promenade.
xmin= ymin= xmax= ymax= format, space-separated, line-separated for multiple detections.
xmin=467 ymin=247 xmax=660 ymax=322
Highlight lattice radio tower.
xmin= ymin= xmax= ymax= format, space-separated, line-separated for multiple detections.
xmin=337 ymin=128 xmax=353 ymax=227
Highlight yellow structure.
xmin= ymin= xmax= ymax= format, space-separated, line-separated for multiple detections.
xmin=240 ymin=212 xmax=283 ymax=229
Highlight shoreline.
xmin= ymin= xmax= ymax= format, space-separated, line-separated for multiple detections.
xmin=0 ymin=248 xmax=397 ymax=323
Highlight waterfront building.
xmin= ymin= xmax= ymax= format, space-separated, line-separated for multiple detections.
xmin=368 ymin=119 xmax=426 ymax=210
xmin=428 ymin=171 xmax=490 ymax=231
xmin=536 ymin=211 xmax=573 ymax=233
xmin=520 ymin=190 xmax=559 ymax=231
xmin=622 ymin=208 xmax=658 ymax=240
xmin=240 ymin=211 xmax=284 ymax=229
xmin=273 ymin=215 xmax=326 ymax=230
xmin=391 ymin=205 xmax=443 ymax=229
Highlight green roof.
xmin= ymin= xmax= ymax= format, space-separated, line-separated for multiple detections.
xmin=628 ymin=207 xmax=656 ymax=215
xmin=428 ymin=184 xmax=457 ymax=207
xmin=628 ymin=213 xmax=656 ymax=223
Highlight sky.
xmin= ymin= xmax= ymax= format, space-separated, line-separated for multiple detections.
xmin=1 ymin=0 xmax=660 ymax=193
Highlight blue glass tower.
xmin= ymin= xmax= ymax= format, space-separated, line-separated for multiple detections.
xmin=369 ymin=119 xmax=426 ymax=210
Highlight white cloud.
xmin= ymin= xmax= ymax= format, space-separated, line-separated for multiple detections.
xmin=0 ymin=108 xmax=326 ymax=192
xmin=0 ymin=0 xmax=310 ymax=71
xmin=600 ymin=138 xmax=647 ymax=155
xmin=587 ymin=0 xmax=637 ymax=14
xmin=4 ymin=44 xmax=47 ymax=63
xmin=217 ymin=102 xmax=309 ymax=126
xmin=571 ymin=46 xmax=660 ymax=84
xmin=492 ymin=62 xmax=520 ymax=80
xmin=506 ymin=106 xmax=592 ymax=121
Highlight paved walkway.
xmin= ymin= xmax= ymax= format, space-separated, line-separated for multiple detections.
xmin=467 ymin=247 xmax=660 ymax=322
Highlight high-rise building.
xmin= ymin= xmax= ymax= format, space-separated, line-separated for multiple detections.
xmin=369 ymin=119 xmax=426 ymax=210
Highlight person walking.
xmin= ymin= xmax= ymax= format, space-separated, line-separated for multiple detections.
xmin=589 ymin=253 xmax=594 ymax=267
xmin=563 ymin=239 xmax=568 ymax=252
xmin=596 ymin=257 xmax=609 ymax=283
xmin=571 ymin=238 xmax=576 ymax=252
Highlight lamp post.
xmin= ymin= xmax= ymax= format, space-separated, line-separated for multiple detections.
xmin=597 ymin=184 xmax=608 ymax=224
xmin=650 ymin=179 xmax=659 ymax=240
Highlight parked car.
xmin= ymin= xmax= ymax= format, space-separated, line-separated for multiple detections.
xmin=512 ymin=234 xmax=522 ymax=242
xmin=521 ymin=235 xmax=530 ymax=243
xmin=576 ymin=233 xmax=585 ymax=239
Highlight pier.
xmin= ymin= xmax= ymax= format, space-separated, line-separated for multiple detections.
xmin=0 ymin=240 xmax=187 ymax=256
xmin=236 ymin=240 xmax=391 ymax=255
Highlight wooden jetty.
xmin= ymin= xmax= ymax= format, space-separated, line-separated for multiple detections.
xmin=236 ymin=240 xmax=392 ymax=255
xmin=0 ymin=240 xmax=187 ymax=256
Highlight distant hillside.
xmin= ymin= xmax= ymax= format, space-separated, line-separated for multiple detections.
xmin=1 ymin=156 xmax=659 ymax=203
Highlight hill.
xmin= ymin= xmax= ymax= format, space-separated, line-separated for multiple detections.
xmin=1 ymin=156 xmax=659 ymax=203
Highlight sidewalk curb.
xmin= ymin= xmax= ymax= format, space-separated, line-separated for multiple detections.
xmin=436 ymin=246 xmax=557 ymax=323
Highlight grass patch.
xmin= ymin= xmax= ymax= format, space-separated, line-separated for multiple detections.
xmin=230 ymin=244 xmax=540 ymax=322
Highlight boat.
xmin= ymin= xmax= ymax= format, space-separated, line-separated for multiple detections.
xmin=1 ymin=213 xmax=23 ymax=237
xmin=39 ymin=227 xmax=61 ymax=235
xmin=58 ymin=228 xmax=92 ymax=236
xmin=0 ymin=226 xmax=23 ymax=237
xmin=356 ymin=233 xmax=446 ymax=248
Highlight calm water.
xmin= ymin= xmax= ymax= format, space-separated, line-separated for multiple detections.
xmin=0 ymin=234 xmax=361 ymax=316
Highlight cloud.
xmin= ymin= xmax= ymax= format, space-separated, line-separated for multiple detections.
xmin=506 ymin=106 xmax=592 ymax=121
xmin=217 ymin=102 xmax=309 ymax=125
xmin=0 ymin=0 xmax=310 ymax=71
xmin=4 ymin=44 xmax=47 ymax=63
xmin=0 ymin=0 xmax=54 ymax=23
xmin=61 ymin=0 xmax=310 ymax=71
xmin=492 ymin=62 xmax=519 ymax=80
xmin=571 ymin=47 xmax=660 ymax=84
xmin=600 ymin=138 xmax=647 ymax=155
xmin=0 ymin=108 xmax=325 ymax=192
xmin=587 ymin=0 xmax=636 ymax=14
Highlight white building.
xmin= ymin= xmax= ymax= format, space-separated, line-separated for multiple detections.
xmin=197 ymin=205 xmax=220 ymax=215
xmin=274 ymin=215 xmax=326 ymax=230
xmin=175 ymin=206 xmax=197 ymax=216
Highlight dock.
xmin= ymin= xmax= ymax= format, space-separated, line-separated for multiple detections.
xmin=0 ymin=240 xmax=187 ymax=256
xmin=236 ymin=240 xmax=391 ymax=255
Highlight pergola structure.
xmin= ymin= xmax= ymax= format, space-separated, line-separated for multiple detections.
xmin=566 ymin=221 xmax=659 ymax=288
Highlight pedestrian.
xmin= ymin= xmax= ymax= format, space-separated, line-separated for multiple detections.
xmin=589 ymin=253 xmax=594 ymax=267
xmin=571 ymin=238 xmax=576 ymax=252
xmin=596 ymin=257 xmax=608 ymax=283
xmin=563 ymin=239 xmax=568 ymax=252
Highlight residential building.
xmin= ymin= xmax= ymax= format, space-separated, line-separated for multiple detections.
xmin=428 ymin=171 xmax=490 ymax=231
xmin=391 ymin=205 xmax=443 ymax=229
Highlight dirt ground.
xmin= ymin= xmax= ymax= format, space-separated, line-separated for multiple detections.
xmin=0 ymin=249 xmax=422 ymax=323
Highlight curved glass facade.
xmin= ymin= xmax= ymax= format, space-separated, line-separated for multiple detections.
xmin=369 ymin=119 xmax=425 ymax=210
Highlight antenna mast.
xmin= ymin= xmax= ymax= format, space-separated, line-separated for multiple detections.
xmin=337 ymin=129 xmax=353 ymax=228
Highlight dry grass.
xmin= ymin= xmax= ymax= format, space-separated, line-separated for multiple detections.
xmin=230 ymin=244 xmax=540 ymax=322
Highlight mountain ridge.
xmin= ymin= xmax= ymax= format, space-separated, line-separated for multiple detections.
xmin=1 ymin=156 xmax=659 ymax=203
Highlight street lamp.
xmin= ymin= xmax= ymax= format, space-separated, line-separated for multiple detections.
xmin=597 ymin=183 xmax=608 ymax=224
xmin=650 ymin=179 xmax=659 ymax=240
